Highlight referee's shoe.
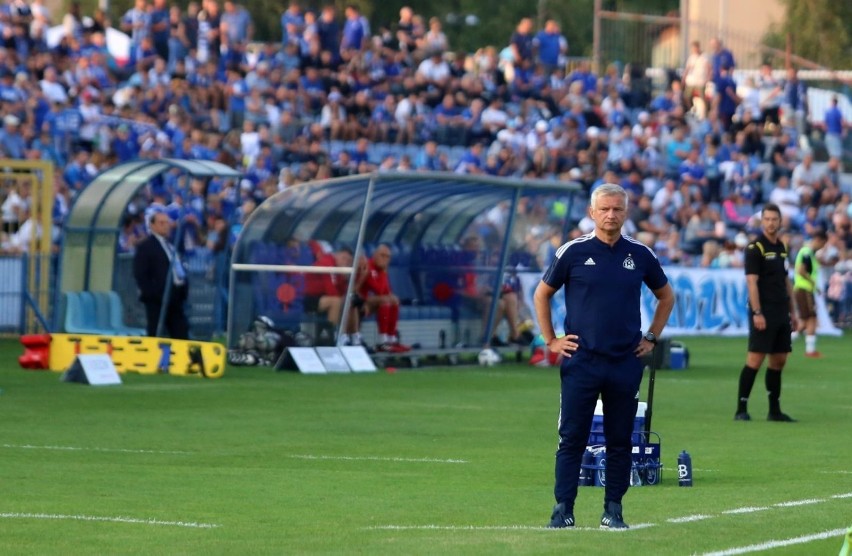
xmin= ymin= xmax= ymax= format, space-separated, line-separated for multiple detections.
xmin=600 ymin=501 xmax=629 ymax=529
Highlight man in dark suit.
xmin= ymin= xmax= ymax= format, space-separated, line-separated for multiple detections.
xmin=133 ymin=211 xmax=190 ymax=339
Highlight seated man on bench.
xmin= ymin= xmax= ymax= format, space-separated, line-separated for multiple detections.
xmin=460 ymin=235 xmax=527 ymax=347
xmin=304 ymin=246 xmax=363 ymax=346
xmin=358 ymin=243 xmax=410 ymax=353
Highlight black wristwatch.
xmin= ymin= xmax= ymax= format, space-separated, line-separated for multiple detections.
xmin=753 ymin=309 xmax=762 ymax=316
xmin=643 ymin=332 xmax=658 ymax=344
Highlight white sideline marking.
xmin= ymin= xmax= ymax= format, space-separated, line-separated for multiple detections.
xmin=721 ymin=507 xmax=770 ymax=515
xmin=288 ymin=454 xmax=468 ymax=464
xmin=700 ymin=528 xmax=846 ymax=556
xmin=667 ymin=514 xmax=713 ymax=523
xmin=368 ymin=490 xmax=852 ymax=536
xmin=822 ymin=471 xmax=852 ymax=475
xmin=367 ymin=523 xmax=655 ymax=532
xmin=1 ymin=443 xmax=190 ymax=455
xmin=0 ymin=512 xmax=220 ymax=529
xmin=773 ymin=498 xmax=822 ymax=507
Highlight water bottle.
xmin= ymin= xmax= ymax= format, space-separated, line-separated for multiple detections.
xmin=630 ymin=465 xmax=643 ymax=487
xmin=677 ymin=450 xmax=693 ymax=487
xmin=595 ymin=449 xmax=607 ymax=487
xmin=579 ymin=449 xmax=595 ymax=486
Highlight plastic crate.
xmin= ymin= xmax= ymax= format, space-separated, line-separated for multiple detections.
xmin=581 ymin=432 xmax=662 ymax=487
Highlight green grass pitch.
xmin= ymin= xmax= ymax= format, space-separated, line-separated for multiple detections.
xmin=1 ymin=334 xmax=850 ymax=555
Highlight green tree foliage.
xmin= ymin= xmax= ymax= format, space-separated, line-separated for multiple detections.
xmin=768 ymin=0 xmax=852 ymax=69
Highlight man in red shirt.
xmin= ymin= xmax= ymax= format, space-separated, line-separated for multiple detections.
xmin=358 ymin=243 xmax=410 ymax=352
xmin=304 ymin=246 xmax=362 ymax=345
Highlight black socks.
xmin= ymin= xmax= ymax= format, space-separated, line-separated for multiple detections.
xmin=737 ymin=365 xmax=759 ymax=413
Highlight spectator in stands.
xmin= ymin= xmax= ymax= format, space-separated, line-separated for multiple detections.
xmin=357 ymin=243 xmax=409 ymax=352
xmin=416 ymin=16 xmax=448 ymax=58
xmin=768 ymin=130 xmax=797 ymax=180
xmin=2 ymin=205 xmax=59 ymax=254
xmin=0 ymin=115 xmax=25 ymax=159
xmin=715 ymin=236 xmax=747 ymax=268
xmin=304 ymin=245 xmax=363 ymax=346
xmin=682 ymin=41 xmax=711 ymax=119
xmin=340 ymin=4 xmax=369 ymax=61
xmin=316 ymin=5 xmax=340 ymax=63
xmin=722 ymin=190 xmax=753 ymax=230
xmin=119 ymin=213 xmax=147 ymax=254
xmin=679 ymin=148 xmax=709 ymax=203
xmin=782 ymin=69 xmax=808 ymax=136
xmin=394 ymin=5 xmax=417 ymax=54
xmin=713 ymin=64 xmax=739 ymax=132
xmin=683 ymin=202 xmax=726 ymax=255
xmin=221 ymin=0 xmax=253 ymax=47
xmin=121 ymin=0 xmax=151 ymax=63
xmin=133 ymin=210 xmax=189 ymax=339
xmin=708 ymin=37 xmax=735 ymax=80
xmin=280 ymin=1 xmax=304 ymax=46
xmin=757 ymin=63 xmax=782 ymax=126
xmin=664 ymin=125 xmax=692 ymax=177
xmin=417 ymin=49 xmax=450 ymax=88
xmin=820 ymin=96 xmax=847 ymax=163
xmin=791 ymin=151 xmax=825 ymax=207
xmin=454 ymin=142 xmax=485 ymax=174
xmin=1 ymin=181 xmax=28 ymax=234
xmin=509 ymin=17 xmax=534 ymax=66
xmin=533 ymin=19 xmax=568 ymax=74
xmin=433 ymin=93 xmax=465 ymax=146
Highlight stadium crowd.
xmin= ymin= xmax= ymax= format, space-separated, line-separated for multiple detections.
xmin=0 ymin=0 xmax=850 ymax=326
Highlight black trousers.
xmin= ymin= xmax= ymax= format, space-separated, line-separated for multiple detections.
xmin=144 ymin=297 xmax=189 ymax=340
xmin=554 ymin=350 xmax=643 ymax=509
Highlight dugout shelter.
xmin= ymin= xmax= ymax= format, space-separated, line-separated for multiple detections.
xmin=60 ymin=159 xmax=242 ymax=337
xmin=228 ymin=172 xmax=585 ymax=351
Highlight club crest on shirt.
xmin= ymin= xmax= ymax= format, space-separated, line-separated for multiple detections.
xmin=623 ymin=255 xmax=635 ymax=270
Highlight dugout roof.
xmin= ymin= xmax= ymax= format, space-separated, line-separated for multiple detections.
xmin=61 ymin=159 xmax=241 ymax=294
xmin=229 ymin=172 xmax=585 ymax=346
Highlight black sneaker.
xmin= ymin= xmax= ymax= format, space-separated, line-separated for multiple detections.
xmin=734 ymin=411 xmax=751 ymax=421
xmin=547 ymin=503 xmax=575 ymax=528
xmin=767 ymin=412 xmax=797 ymax=422
xmin=490 ymin=336 xmax=509 ymax=347
xmin=600 ymin=501 xmax=629 ymax=529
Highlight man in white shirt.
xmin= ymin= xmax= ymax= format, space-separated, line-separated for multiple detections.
xmin=790 ymin=152 xmax=826 ymax=206
xmin=682 ymin=41 xmax=711 ymax=119
xmin=416 ymin=50 xmax=450 ymax=86
xmin=39 ymin=67 xmax=69 ymax=105
xmin=768 ymin=175 xmax=802 ymax=230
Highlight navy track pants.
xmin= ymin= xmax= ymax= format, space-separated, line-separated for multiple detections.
xmin=553 ymin=349 xmax=643 ymax=511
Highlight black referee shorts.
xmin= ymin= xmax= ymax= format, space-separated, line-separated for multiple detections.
xmin=747 ymin=308 xmax=792 ymax=354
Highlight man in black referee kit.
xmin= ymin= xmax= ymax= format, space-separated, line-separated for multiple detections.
xmin=534 ymin=183 xmax=675 ymax=529
xmin=735 ymin=202 xmax=799 ymax=422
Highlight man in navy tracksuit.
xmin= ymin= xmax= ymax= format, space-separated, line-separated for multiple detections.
xmin=534 ymin=183 xmax=675 ymax=529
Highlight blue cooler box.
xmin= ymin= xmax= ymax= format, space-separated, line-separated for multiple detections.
xmin=588 ymin=400 xmax=646 ymax=445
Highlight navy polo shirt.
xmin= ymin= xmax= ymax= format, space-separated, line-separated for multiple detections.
xmin=542 ymin=232 xmax=668 ymax=358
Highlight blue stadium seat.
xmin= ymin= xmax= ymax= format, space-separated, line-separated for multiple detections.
xmin=80 ymin=291 xmax=114 ymax=332
xmin=64 ymin=291 xmax=114 ymax=335
xmin=96 ymin=291 xmax=145 ymax=336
